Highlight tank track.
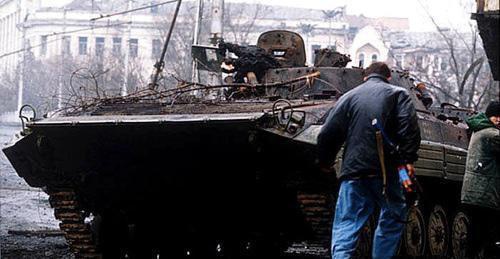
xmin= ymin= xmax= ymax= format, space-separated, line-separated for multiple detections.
xmin=296 ymin=192 xmax=333 ymax=241
xmin=48 ymin=190 xmax=101 ymax=259
xmin=295 ymin=192 xmax=373 ymax=258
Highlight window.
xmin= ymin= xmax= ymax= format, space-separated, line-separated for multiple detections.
xmin=95 ymin=37 xmax=105 ymax=56
xmin=371 ymin=54 xmax=378 ymax=63
xmin=129 ymin=38 xmax=138 ymax=57
xmin=416 ymin=55 xmax=424 ymax=68
xmin=152 ymin=39 xmax=162 ymax=58
xmin=62 ymin=36 xmax=71 ymax=55
xmin=358 ymin=53 xmax=365 ymax=68
xmin=150 ymin=2 xmax=159 ymax=14
xmin=79 ymin=37 xmax=88 ymax=55
xmin=40 ymin=35 xmax=47 ymax=56
xmin=440 ymin=61 xmax=447 ymax=71
xmin=112 ymin=37 xmax=122 ymax=55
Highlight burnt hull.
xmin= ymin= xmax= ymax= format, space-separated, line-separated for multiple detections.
xmin=3 ymin=113 xmax=326 ymax=250
xmin=4 ymin=114 xmax=264 ymax=215
xmin=2 ymin=66 xmax=474 ymax=258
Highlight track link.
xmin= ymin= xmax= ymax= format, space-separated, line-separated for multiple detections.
xmin=297 ymin=192 xmax=333 ymax=241
xmin=48 ymin=190 xmax=101 ymax=259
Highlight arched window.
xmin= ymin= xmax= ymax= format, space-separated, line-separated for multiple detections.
xmin=358 ymin=53 xmax=365 ymax=68
xmin=371 ymin=54 xmax=378 ymax=63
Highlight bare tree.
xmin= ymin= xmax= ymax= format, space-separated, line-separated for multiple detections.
xmin=406 ymin=32 xmax=495 ymax=109
xmin=405 ymin=1 xmax=497 ymax=109
xmin=0 ymin=41 xmax=150 ymax=115
xmin=149 ymin=2 xmax=270 ymax=87
xmin=298 ymin=23 xmax=316 ymax=49
xmin=0 ymin=72 xmax=19 ymax=113
xmin=224 ymin=3 xmax=270 ymax=45
xmin=322 ymin=7 xmax=344 ymax=47
xmin=152 ymin=14 xmax=195 ymax=88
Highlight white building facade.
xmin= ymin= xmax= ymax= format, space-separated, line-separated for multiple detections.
xmin=0 ymin=0 xmax=168 ymax=76
xmin=348 ymin=25 xmax=389 ymax=68
xmin=1 ymin=1 xmax=409 ymax=81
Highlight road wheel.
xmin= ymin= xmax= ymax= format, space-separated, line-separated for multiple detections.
xmin=404 ymin=206 xmax=426 ymax=256
xmin=428 ymin=204 xmax=449 ymax=256
xmin=452 ymin=211 xmax=471 ymax=258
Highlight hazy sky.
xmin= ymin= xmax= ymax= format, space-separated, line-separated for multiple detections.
xmin=226 ymin=0 xmax=476 ymax=32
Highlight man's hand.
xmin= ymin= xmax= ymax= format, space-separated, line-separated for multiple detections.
xmin=405 ymin=163 xmax=415 ymax=178
xmin=319 ymin=162 xmax=336 ymax=174
xmin=315 ymin=157 xmax=337 ymax=174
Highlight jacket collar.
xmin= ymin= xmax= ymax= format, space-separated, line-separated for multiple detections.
xmin=365 ymin=73 xmax=389 ymax=83
xmin=466 ymin=112 xmax=496 ymax=132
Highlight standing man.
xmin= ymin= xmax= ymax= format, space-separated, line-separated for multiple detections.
xmin=461 ymin=100 xmax=500 ymax=256
xmin=317 ymin=62 xmax=421 ymax=259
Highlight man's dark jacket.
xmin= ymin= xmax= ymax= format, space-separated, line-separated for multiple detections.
xmin=317 ymin=74 xmax=421 ymax=179
xmin=461 ymin=113 xmax=500 ymax=210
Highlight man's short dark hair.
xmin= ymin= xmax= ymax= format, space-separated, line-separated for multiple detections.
xmin=363 ymin=62 xmax=391 ymax=78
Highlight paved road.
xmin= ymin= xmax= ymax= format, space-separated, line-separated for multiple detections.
xmin=0 ymin=124 xmax=73 ymax=258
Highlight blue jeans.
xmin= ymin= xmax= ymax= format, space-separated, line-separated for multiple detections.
xmin=331 ymin=177 xmax=407 ymax=259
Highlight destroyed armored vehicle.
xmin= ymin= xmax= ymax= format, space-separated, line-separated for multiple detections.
xmin=4 ymin=30 xmax=475 ymax=258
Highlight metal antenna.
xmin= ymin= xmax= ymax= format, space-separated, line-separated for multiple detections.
xmin=150 ymin=0 xmax=182 ymax=90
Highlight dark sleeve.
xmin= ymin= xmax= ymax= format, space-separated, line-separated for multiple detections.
xmin=317 ymin=97 xmax=349 ymax=165
xmin=420 ymin=90 xmax=433 ymax=108
xmin=395 ymin=90 xmax=421 ymax=164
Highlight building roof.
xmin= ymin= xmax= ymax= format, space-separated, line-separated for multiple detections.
xmin=349 ymin=25 xmax=389 ymax=61
xmin=60 ymin=1 xmax=409 ymax=32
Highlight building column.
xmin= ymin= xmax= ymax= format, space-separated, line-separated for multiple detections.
xmin=0 ymin=17 xmax=4 ymax=54
xmin=400 ymin=54 xmax=405 ymax=69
